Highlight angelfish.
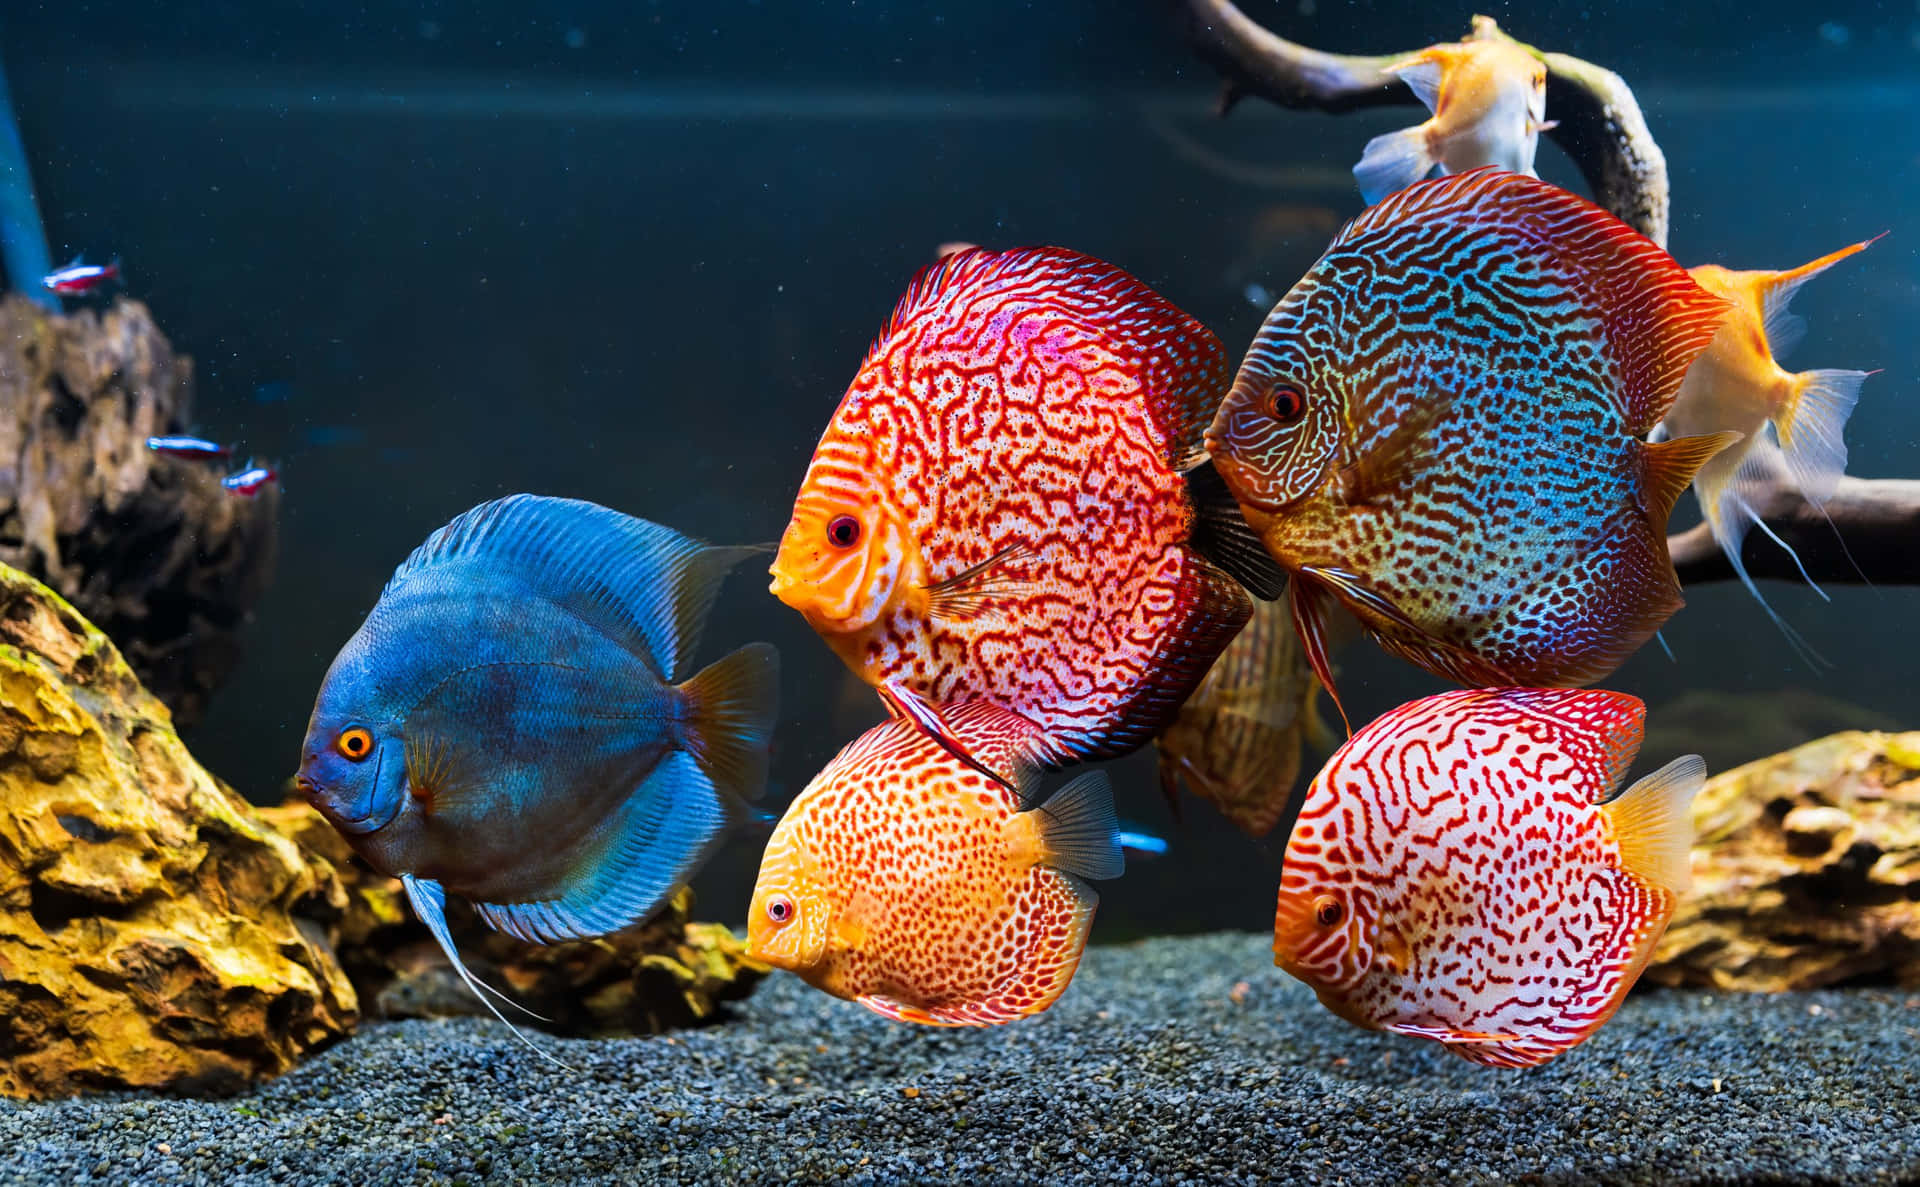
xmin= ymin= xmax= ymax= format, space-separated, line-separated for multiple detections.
xmin=769 ymin=245 xmax=1282 ymax=780
xmin=297 ymin=494 xmax=779 ymax=1055
xmin=1656 ymin=237 xmax=1881 ymax=656
xmin=1205 ymin=169 xmax=1738 ymax=726
xmin=1354 ymin=38 xmax=1553 ymax=204
xmin=1274 ymin=687 xmax=1704 ymax=1068
xmin=747 ymin=701 xmax=1131 ymax=1026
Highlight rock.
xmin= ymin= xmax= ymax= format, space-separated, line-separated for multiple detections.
xmin=0 ymin=564 xmax=354 ymax=1100
xmin=0 ymin=295 xmax=277 ymax=727
xmin=1643 ymin=688 xmax=1899 ymax=780
xmin=1646 ymin=730 xmax=1920 ymax=992
xmin=259 ymin=801 xmax=768 ymax=1036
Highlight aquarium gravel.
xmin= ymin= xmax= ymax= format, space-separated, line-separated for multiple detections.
xmin=3 ymin=932 xmax=1916 ymax=1185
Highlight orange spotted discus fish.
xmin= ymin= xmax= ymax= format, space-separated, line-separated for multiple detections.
xmin=746 ymin=701 xmax=1129 ymax=1026
xmin=1274 ymin=687 xmax=1703 ymax=1069
xmin=1154 ymin=594 xmax=1336 ymax=839
xmin=1206 ymin=169 xmax=1739 ymax=728
xmin=769 ymin=245 xmax=1281 ymax=779
xmin=1658 ymin=237 xmax=1881 ymax=656
xmin=1354 ymin=38 xmax=1553 ymax=204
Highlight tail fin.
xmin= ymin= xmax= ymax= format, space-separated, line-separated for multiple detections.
xmin=1602 ymin=754 xmax=1706 ymax=896
xmin=679 ymin=641 xmax=780 ymax=804
xmin=1775 ymin=368 xmax=1870 ymax=507
xmin=1032 ymin=771 xmax=1124 ymax=881
xmin=1691 ymin=442 xmax=1829 ymax=667
xmin=1354 ymin=125 xmax=1436 ymax=205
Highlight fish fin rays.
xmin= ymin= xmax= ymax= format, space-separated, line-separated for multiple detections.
xmin=921 ymin=542 xmax=1039 ymax=621
xmin=401 ymin=875 xmax=569 ymax=1070
xmin=1603 ymin=753 xmax=1705 ymax=897
xmin=1383 ymin=1022 xmax=1525 ymax=1045
xmin=472 ymin=749 xmax=733 ymax=945
xmin=1186 ymin=459 xmax=1289 ymax=600
xmin=1030 ymin=771 xmax=1124 ymax=881
xmin=1758 ymin=234 xmax=1883 ymax=358
xmin=678 ymin=641 xmax=781 ymax=804
xmin=1386 ymin=54 xmax=1444 ymax=113
xmin=1299 ymin=565 xmax=1510 ymax=692
xmin=385 ymin=493 xmax=755 ymax=682
xmin=1353 ymin=125 xmax=1436 ymax=206
xmin=1643 ymin=431 xmax=1743 ymax=526
xmin=1290 ymin=575 xmax=1352 ymax=737
xmin=1775 ymin=368 xmax=1870 ymax=508
xmin=1693 ymin=442 xmax=1832 ymax=668
xmin=878 ymin=681 xmax=1019 ymax=790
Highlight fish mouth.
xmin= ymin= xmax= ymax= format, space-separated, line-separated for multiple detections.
xmin=296 ymin=772 xmax=398 ymax=837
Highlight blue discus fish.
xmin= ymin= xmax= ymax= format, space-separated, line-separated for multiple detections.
xmin=296 ymin=494 xmax=780 ymax=1059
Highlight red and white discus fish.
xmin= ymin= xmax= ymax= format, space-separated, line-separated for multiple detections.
xmin=770 ymin=245 xmax=1280 ymax=777
xmin=746 ymin=701 xmax=1128 ymax=1026
xmin=1273 ymin=687 xmax=1703 ymax=1069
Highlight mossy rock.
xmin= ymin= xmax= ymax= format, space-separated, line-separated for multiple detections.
xmin=0 ymin=564 xmax=354 ymax=1099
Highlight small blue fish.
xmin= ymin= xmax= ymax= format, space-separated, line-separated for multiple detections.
xmin=146 ymin=434 xmax=232 ymax=460
xmin=1117 ymin=829 xmax=1170 ymax=859
xmin=220 ymin=464 xmax=277 ymax=495
xmin=296 ymin=494 xmax=780 ymax=1059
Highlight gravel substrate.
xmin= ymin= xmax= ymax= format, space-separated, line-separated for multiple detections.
xmin=3 ymin=932 xmax=1918 ymax=1185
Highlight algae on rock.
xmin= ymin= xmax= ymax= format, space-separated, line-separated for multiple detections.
xmin=262 ymin=801 xmax=767 ymax=1037
xmin=1648 ymin=730 xmax=1920 ymax=992
xmin=0 ymin=564 xmax=354 ymax=1100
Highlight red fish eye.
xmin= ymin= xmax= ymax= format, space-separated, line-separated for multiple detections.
xmin=1266 ymin=384 xmax=1307 ymax=425
xmin=826 ymin=515 xmax=861 ymax=550
xmin=1313 ymin=895 xmax=1345 ymax=928
xmin=766 ymin=895 xmax=795 ymax=925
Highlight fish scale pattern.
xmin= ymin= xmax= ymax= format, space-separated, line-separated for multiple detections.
xmin=755 ymin=703 xmax=1095 ymax=1025
xmin=788 ymin=246 xmax=1250 ymax=766
xmin=1276 ymin=688 xmax=1675 ymax=1069
xmin=1208 ymin=169 xmax=1728 ymax=691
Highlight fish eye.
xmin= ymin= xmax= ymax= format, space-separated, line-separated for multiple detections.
xmin=765 ymin=895 xmax=796 ymax=925
xmin=335 ymin=727 xmax=374 ymax=761
xmin=826 ymin=515 xmax=861 ymax=550
xmin=1313 ymin=895 xmax=1345 ymax=928
xmin=1266 ymin=384 xmax=1307 ymax=425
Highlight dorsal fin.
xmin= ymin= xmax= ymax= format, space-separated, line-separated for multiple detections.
xmin=1757 ymin=233 xmax=1883 ymax=356
xmin=383 ymin=494 xmax=754 ymax=682
xmin=1330 ymin=169 xmax=1730 ymax=433
xmin=868 ymin=245 xmax=1230 ymax=470
xmin=1488 ymin=688 xmax=1648 ymax=803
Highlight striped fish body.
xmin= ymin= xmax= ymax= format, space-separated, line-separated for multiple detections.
xmin=770 ymin=246 xmax=1254 ymax=769
xmin=1274 ymin=687 xmax=1703 ymax=1068
xmin=746 ymin=702 xmax=1119 ymax=1026
xmin=1155 ymin=594 xmax=1329 ymax=838
xmin=1206 ymin=170 xmax=1737 ymax=717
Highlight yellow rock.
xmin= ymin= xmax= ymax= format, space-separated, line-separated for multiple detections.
xmin=0 ymin=565 xmax=355 ymax=1099
xmin=1647 ymin=730 xmax=1920 ymax=992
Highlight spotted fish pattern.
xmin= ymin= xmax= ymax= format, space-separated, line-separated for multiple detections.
xmin=1273 ymin=687 xmax=1703 ymax=1069
xmin=1206 ymin=169 xmax=1738 ymax=724
xmin=769 ymin=246 xmax=1258 ymax=771
xmin=746 ymin=701 xmax=1123 ymax=1026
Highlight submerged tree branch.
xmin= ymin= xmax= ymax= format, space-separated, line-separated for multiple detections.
xmin=1166 ymin=0 xmax=1671 ymax=245
xmin=1669 ymin=477 xmax=1920 ymax=588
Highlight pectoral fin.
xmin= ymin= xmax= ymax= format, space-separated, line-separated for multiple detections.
xmin=878 ymin=679 xmax=1015 ymax=789
xmin=921 ymin=542 xmax=1038 ymax=621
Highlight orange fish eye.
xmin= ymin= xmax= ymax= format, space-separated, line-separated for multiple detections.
xmin=335 ymin=727 xmax=374 ymax=761
xmin=1313 ymin=894 xmax=1345 ymax=928
xmin=1265 ymin=383 xmax=1307 ymax=425
xmin=826 ymin=515 xmax=861 ymax=550
xmin=765 ymin=894 xmax=796 ymax=925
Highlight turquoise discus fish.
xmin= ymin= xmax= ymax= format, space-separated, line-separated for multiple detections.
xmin=1206 ymin=169 xmax=1739 ymax=726
xmin=296 ymin=494 xmax=779 ymax=1056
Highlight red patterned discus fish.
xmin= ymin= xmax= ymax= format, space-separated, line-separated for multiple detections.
xmin=1206 ymin=169 xmax=1739 ymax=729
xmin=770 ymin=245 xmax=1281 ymax=776
xmin=1274 ymin=687 xmax=1703 ymax=1069
xmin=746 ymin=701 xmax=1127 ymax=1026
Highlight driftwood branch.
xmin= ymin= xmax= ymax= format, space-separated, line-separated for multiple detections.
xmin=1670 ymin=478 xmax=1920 ymax=587
xmin=1167 ymin=0 xmax=1670 ymax=245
